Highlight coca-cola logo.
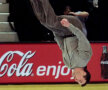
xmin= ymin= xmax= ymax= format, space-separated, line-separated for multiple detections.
xmin=0 ymin=51 xmax=36 ymax=77
xmin=0 ymin=51 xmax=73 ymax=80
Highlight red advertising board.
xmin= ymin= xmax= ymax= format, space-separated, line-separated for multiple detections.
xmin=0 ymin=43 xmax=108 ymax=84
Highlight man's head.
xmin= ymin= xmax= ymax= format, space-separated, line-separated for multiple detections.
xmin=72 ymin=67 xmax=91 ymax=86
xmin=64 ymin=6 xmax=71 ymax=15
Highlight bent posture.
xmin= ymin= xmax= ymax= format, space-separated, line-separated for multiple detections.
xmin=30 ymin=0 xmax=92 ymax=86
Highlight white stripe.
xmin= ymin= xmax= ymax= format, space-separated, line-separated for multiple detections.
xmin=0 ymin=32 xmax=16 ymax=34
xmin=0 ymin=22 xmax=13 ymax=24
xmin=0 ymin=13 xmax=9 ymax=15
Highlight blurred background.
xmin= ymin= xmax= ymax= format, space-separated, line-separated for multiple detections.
xmin=0 ymin=0 xmax=108 ymax=42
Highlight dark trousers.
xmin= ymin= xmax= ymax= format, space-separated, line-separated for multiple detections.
xmin=30 ymin=0 xmax=83 ymax=37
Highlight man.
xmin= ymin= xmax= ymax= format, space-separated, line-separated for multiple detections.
xmin=30 ymin=0 xmax=92 ymax=86
xmin=61 ymin=18 xmax=91 ymax=86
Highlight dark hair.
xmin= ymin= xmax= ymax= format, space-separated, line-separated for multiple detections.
xmin=64 ymin=5 xmax=72 ymax=15
xmin=81 ymin=67 xmax=91 ymax=86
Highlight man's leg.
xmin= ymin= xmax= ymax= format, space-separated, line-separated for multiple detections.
xmin=30 ymin=0 xmax=84 ymax=35
xmin=30 ymin=0 xmax=57 ymax=27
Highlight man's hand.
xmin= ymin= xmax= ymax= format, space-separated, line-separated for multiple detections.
xmin=60 ymin=18 xmax=70 ymax=27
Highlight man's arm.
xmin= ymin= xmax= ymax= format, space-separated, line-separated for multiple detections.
xmin=60 ymin=18 xmax=92 ymax=61
xmin=69 ymin=11 xmax=89 ymax=18
xmin=60 ymin=18 xmax=88 ymax=41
